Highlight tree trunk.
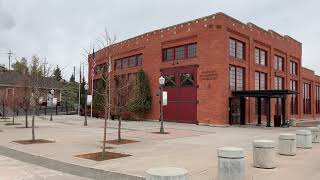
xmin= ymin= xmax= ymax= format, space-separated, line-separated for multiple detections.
xmin=2 ymin=104 xmax=6 ymax=120
xmin=25 ymin=109 xmax=28 ymax=128
xmin=118 ymin=117 xmax=122 ymax=142
xmin=66 ymin=102 xmax=69 ymax=115
xmin=12 ymin=109 xmax=15 ymax=125
xmin=102 ymin=111 xmax=107 ymax=159
xmin=32 ymin=107 xmax=35 ymax=141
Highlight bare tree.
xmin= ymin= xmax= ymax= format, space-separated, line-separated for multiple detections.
xmin=84 ymin=29 xmax=117 ymax=159
xmin=99 ymin=29 xmax=116 ymax=158
xmin=16 ymin=84 xmax=31 ymax=128
xmin=29 ymin=83 xmax=44 ymax=141
xmin=42 ymin=63 xmax=54 ymax=78
xmin=114 ymin=74 xmax=135 ymax=142
xmin=85 ymin=28 xmax=136 ymax=158
xmin=29 ymin=56 xmax=47 ymax=141
xmin=7 ymin=89 xmax=19 ymax=125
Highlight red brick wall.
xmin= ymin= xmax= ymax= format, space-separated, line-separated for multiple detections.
xmin=301 ymin=68 xmax=320 ymax=119
xmin=88 ymin=12 xmax=320 ymax=125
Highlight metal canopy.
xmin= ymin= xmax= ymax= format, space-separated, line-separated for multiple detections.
xmin=232 ymin=90 xmax=297 ymax=98
xmin=231 ymin=89 xmax=297 ymax=128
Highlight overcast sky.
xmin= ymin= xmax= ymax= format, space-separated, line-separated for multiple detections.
xmin=0 ymin=0 xmax=319 ymax=80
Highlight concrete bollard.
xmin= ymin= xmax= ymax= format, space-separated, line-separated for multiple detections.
xmin=296 ymin=130 xmax=312 ymax=149
xmin=307 ymin=127 xmax=320 ymax=143
xmin=279 ymin=133 xmax=296 ymax=156
xmin=253 ymin=140 xmax=276 ymax=169
xmin=146 ymin=167 xmax=188 ymax=180
xmin=217 ymin=147 xmax=245 ymax=180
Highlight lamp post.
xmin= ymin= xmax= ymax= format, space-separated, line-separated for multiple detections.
xmin=84 ymin=83 xmax=89 ymax=126
xmin=159 ymin=76 xmax=165 ymax=134
xmin=50 ymin=89 xmax=54 ymax=121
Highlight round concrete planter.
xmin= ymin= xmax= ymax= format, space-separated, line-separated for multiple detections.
xmin=279 ymin=133 xmax=296 ymax=156
xmin=307 ymin=127 xmax=320 ymax=143
xmin=253 ymin=140 xmax=276 ymax=169
xmin=296 ymin=130 xmax=312 ymax=149
xmin=217 ymin=147 xmax=245 ymax=180
xmin=146 ymin=167 xmax=188 ymax=180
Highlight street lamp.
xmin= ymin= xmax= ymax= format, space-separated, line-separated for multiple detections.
xmin=84 ymin=83 xmax=89 ymax=126
xmin=50 ymin=89 xmax=54 ymax=121
xmin=159 ymin=76 xmax=165 ymax=134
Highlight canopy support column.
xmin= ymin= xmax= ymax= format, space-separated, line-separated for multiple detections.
xmin=266 ymin=97 xmax=271 ymax=127
xmin=240 ymin=97 xmax=246 ymax=125
xmin=281 ymin=96 xmax=287 ymax=127
xmin=257 ymin=97 xmax=262 ymax=126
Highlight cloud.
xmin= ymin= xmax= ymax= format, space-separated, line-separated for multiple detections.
xmin=0 ymin=1 xmax=15 ymax=31
xmin=0 ymin=0 xmax=319 ymax=79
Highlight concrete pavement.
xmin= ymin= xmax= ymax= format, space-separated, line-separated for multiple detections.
xmin=0 ymin=115 xmax=320 ymax=180
xmin=0 ymin=155 xmax=90 ymax=180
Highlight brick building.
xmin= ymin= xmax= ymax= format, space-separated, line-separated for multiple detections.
xmin=0 ymin=70 xmax=63 ymax=105
xmin=88 ymin=12 xmax=320 ymax=126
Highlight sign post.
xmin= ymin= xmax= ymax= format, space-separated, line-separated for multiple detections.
xmin=163 ymin=91 xmax=167 ymax=106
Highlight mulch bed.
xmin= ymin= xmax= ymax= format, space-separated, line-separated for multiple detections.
xmin=152 ymin=132 xmax=170 ymax=134
xmin=15 ymin=126 xmax=39 ymax=129
xmin=4 ymin=123 xmax=22 ymax=126
xmin=104 ymin=139 xmax=139 ymax=145
xmin=75 ymin=151 xmax=131 ymax=161
xmin=13 ymin=139 xmax=55 ymax=145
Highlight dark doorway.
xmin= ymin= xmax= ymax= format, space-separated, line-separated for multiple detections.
xmin=229 ymin=97 xmax=246 ymax=125
xmin=161 ymin=65 xmax=197 ymax=123
xmin=229 ymin=97 xmax=241 ymax=125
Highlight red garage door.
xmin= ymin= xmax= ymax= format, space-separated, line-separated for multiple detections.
xmin=161 ymin=66 xmax=197 ymax=123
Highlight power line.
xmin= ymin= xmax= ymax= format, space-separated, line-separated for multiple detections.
xmin=0 ymin=50 xmax=14 ymax=70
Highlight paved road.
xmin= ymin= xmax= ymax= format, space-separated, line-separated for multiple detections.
xmin=0 ymin=145 xmax=144 ymax=180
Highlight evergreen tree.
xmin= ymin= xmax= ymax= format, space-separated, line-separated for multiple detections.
xmin=53 ymin=65 xmax=62 ymax=81
xmin=29 ymin=55 xmax=43 ymax=77
xmin=69 ymin=74 xmax=75 ymax=82
xmin=61 ymin=81 xmax=79 ymax=107
xmin=93 ymin=74 xmax=106 ymax=112
xmin=12 ymin=57 xmax=29 ymax=74
xmin=128 ymin=69 xmax=152 ymax=118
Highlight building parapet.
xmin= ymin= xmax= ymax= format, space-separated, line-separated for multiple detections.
xmin=91 ymin=12 xmax=301 ymax=58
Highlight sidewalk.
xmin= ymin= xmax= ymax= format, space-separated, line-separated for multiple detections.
xmin=0 ymin=115 xmax=320 ymax=180
xmin=0 ymin=155 xmax=90 ymax=180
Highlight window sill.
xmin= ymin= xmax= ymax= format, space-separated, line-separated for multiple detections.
xmin=254 ymin=64 xmax=267 ymax=68
xmin=229 ymin=57 xmax=245 ymax=61
xmin=274 ymin=69 xmax=284 ymax=73
xmin=162 ymin=56 xmax=197 ymax=62
xmin=114 ymin=65 xmax=142 ymax=71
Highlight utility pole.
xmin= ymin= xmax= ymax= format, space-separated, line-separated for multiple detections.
xmin=78 ymin=63 xmax=82 ymax=115
xmin=73 ymin=66 xmax=76 ymax=79
xmin=0 ymin=50 xmax=14 ymax=70
xmin=8 ymin=50 xmax=13 ymax=70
